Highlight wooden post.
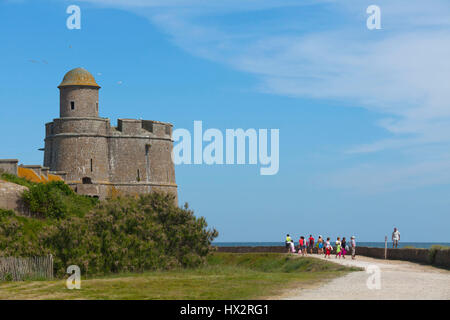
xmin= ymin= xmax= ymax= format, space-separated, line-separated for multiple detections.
xmin=49 ymin=254 xmax=53 ymax=280
xmin=384 ymin=236 xmax=388 ymax=259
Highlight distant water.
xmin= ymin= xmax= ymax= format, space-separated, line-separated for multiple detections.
xmin=214 ymin=242 xmax=450 ymax=249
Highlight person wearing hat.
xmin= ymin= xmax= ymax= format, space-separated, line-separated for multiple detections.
xmin=351 ymin=236 xmax=356 ymax=260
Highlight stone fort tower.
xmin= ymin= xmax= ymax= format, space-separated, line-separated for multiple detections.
xmin=43 ymin=68 xmax=177 ymax=200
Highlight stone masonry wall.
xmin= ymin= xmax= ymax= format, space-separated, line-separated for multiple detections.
xmin=43 ymin=82 xmax=178 ymax=201
xmin=0 ymin=159 xmax=18 ymax=175
xmin=60 ymin=86 xmax=99 ymax=118
xmin=0 ymin=180 xmax=29 ymax=215
xmin=52 ymin=135 xmax=109 ymax=183
xmin=215 ymin=246 xmax=450 ymax=268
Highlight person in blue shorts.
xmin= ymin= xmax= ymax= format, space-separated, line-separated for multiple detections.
xmin=317 ymin=236 xmax=324 ymax=254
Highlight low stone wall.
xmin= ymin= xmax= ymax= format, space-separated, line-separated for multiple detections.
xmin=355 ymin=246 xmax=385 ymax=259
xmin=216 ymin=246 xmax=287 ymax=253
xmin=215 ymin=246 xmax=450 ymax=268
xmin=387 ymin=247 xmax=430 ymax=264
xmin=0 ymin=179 xmax=29 ymax=215
xmin=434 ymin=249 xmax=450 ymax=268
xmin=0 ymin=159 xmax=18 ymax=175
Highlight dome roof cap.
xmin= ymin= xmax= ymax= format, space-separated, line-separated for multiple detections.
xmin=58 ymin=67 xmax=100 ymax=88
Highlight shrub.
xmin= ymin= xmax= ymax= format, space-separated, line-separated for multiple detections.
xmin=0 ymin=213 xmax=48 ymax=256
xmin=0 ymin=209 xmax=15 ymax=217
xmin=0 ymin=193 xmax=218 ymax=277
xmin=41 ymin=193 xmax=218 ymax=276
xmin=22 ymin=181 xmax=97 ymax=219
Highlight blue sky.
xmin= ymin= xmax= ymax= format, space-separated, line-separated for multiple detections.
xmin=1 ymin=0 xmax=449 ymax=242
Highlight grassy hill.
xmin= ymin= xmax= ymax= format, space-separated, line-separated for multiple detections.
xmin=0 ymin=253 xmax=361 ymax=300
xmin=0 ymin=173 xmax=218 ymax=276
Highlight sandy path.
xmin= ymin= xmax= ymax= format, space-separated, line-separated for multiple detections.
xmin=279 ymin=254 xmax=450 ymax=300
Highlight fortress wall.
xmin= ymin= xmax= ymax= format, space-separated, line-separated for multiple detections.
xmin=108 ymin=184 xmax=151 ymax=196
xmin=151 ymin=122 xmax=172 ymax=137
xmin=43 ymin=139 xmax=52 ymax=168
xmin=45 ymin=123 xmax=54 ymax=136
xmin=148 ymin=184 xmax=178 ymax=204
xmin=80 ymin=183 xmax=177 ymax=200
xmin=116 ymin=119 xmax=172 ymax=138
xmin=0 ymin=159 xmax=18 ymax=175
xmin=108 ymin=136 xmax=150 ymax=183
xmin=40 ymin=70 xmax=178 ymax=201
xmin=60 ymin=87 xmax=99 ymax=118
xmin=45 ymin=119 xmax=109 ymax=169
xmin=107 ymin=133 xmax=176 ymax=186
xmin=148 ymin=139 xmax=176 ymax=185
xmin=52 ymin=118 xmax=109 ymax=135
xmin=52 ymin=135 xmax=109 ymax=182
xmin=108 ymin=184 xmax=177 ymax=203
xmin=44 ymin=124 xmax=53 ymax=167
xmin=117 ymin=119 xmax=142 ymax=135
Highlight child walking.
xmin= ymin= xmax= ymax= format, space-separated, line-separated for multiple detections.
xmin=335 ymin=237 xmax=342 ymax=259
xmin=324 ymin=237 xmax=332 ymax=258
xmin=341 ymin=237 xmax=347 ymax=259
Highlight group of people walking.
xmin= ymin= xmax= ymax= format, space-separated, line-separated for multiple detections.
xmin=285 ymin=234 xmax=357 ymax=260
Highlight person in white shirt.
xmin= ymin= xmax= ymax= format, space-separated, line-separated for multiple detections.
xmin=351 ymin=236 xmax=356 ymax=260
xmin=392 ymin=228 xmax=401 ymax=248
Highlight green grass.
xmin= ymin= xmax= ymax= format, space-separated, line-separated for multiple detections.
xmin=0 ymin=253 xmax=361 ymax=300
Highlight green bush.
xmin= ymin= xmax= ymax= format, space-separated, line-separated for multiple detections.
xmin=22 ymin=181 xmax=97 ymax=219
xmin=0 ymin=193 xmax=218 ymax=277
xmin=0 ymin=213 xmax=48 ymax=256
xmin=0 ymin=209 xmax=15 ymax=217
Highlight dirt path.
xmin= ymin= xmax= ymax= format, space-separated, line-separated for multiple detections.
xmin=279 ymin=254 xmax=450 ymax=300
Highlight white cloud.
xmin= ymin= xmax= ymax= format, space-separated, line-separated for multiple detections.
xmin=319 ymin=155 xmax=450 ymax=193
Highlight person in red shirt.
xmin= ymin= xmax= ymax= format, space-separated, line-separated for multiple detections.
xmin=299 ymin=236 xmax=307 ymax=256
xmin=308 ymin=235 xmax=315 ymax=254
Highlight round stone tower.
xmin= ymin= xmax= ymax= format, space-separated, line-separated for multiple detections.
xmin=44 ymin=68 xmax=110 ymax=195
xmin=58 ymin=67 xmax=101 ymax=118
xmin=43 ymin=67 xmax=178 ymax=200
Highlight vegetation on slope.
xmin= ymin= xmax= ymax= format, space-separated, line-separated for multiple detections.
xmin=1 ymin=172 xmax=35 ymax=189
xmin=0 ymin=174 xmax=218 ymax=276
xmin=0 ymin=253 xmax=360 ymax=299
xmin=22 ymin=181 xmax=97 ymax=219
